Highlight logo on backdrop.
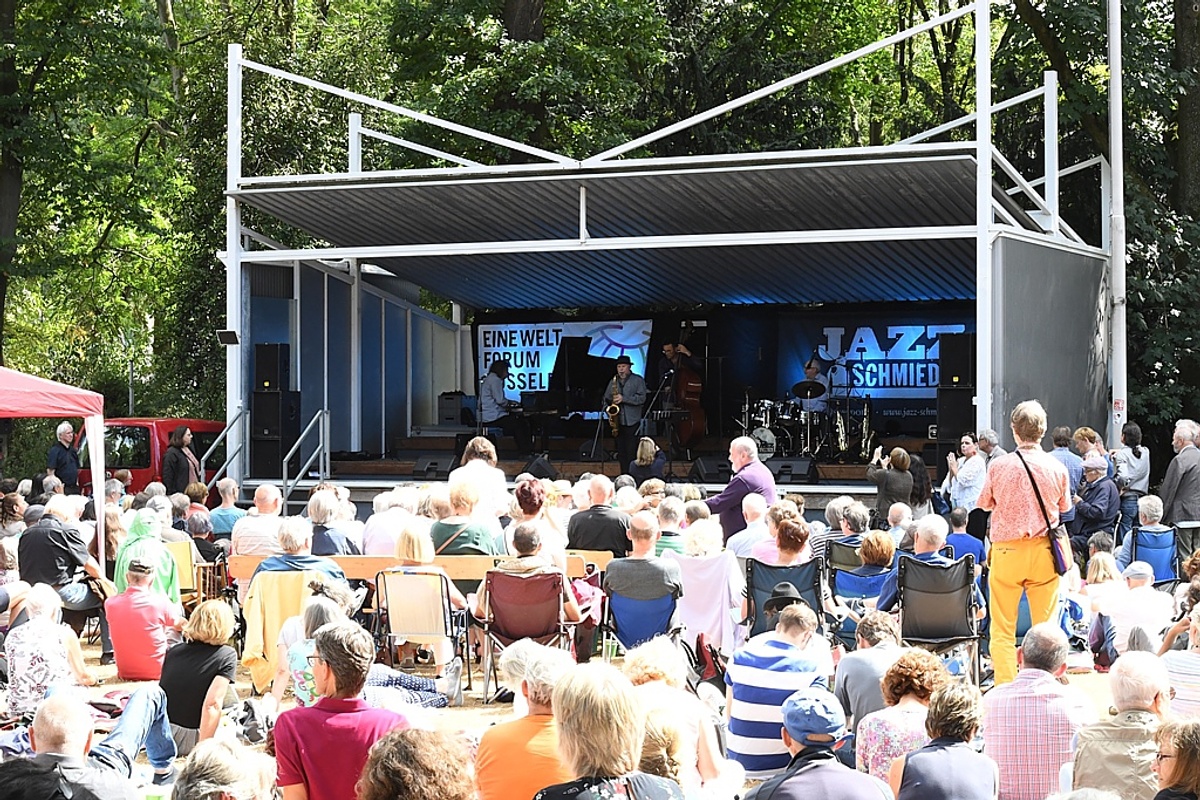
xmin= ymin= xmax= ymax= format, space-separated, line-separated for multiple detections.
xmin=477 ymin=320 xmax=653 ymax=391
xmin=818 ymin=324 xmax=968 ymax=398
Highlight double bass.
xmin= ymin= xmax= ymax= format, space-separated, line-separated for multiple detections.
xmin=671 ymin=323 xmax=706 ymax=448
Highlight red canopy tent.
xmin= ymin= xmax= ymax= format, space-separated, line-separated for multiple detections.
xmin=0 ymin=367 xmax=108 ymax=559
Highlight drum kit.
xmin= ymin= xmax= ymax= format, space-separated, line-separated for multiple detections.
xmin=740 ymin=379 xmax=828 ymax=459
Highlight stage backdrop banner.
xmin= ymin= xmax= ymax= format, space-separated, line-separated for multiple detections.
xmin=477 ymin=319 xmax=653 ymax=392
xmin=778 ymin=309 xmax=975 ymax=430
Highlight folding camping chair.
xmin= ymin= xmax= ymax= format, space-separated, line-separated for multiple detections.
xmin=897 ymin=554 xmax=980 ymax=684
xmin=374 ymin=568 xmax=471 ymax=689
xmin=478 ymin=570 xmax=570 ymax=702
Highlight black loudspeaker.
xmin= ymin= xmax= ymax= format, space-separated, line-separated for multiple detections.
xmin=250 ymin=438 xmax=301 ymax=478
xmin=689 ymin=457 xmax=731 ymax=484
xmin=937 ymin=387 xmax=975 ymax=440
xmin=255 ymin=343 xmax=291 ymax=391
xmin=768 ymin=456 xmax=817 ymax=485
xmin=523 ymin=454 xmax=558 ymax=480
xmin=252 ymin=391 xmax=301 ymax=439
xmin=938 ymin=333 xmax=975 ymax=388
xmin=413 ymin=455 xmax=455 ymax=480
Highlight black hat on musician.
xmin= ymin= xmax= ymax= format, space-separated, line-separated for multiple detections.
xmin=615 ymin=355 xmax=633 ymax=366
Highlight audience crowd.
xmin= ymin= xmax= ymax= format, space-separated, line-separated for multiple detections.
xmin=0 ymin=407 xmax=1195 ymax=800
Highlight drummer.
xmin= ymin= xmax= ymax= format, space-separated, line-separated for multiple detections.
xmin=798 ymin=359 xmax=829 ymax=414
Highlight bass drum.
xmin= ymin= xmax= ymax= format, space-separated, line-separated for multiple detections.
xmin=751 ymin=426 xmax=793 ymax=458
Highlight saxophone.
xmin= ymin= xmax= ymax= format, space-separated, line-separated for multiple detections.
xmin=835 ymin=408 xmax=848 ymax=454
xmin=860 ymin=394 xmax=874 ymax=460
xmin=606 ymin=375 xmax=621 ymax=436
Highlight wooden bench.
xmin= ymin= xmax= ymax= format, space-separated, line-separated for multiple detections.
xmin=227 ymin=552 xmax=597 ymax=583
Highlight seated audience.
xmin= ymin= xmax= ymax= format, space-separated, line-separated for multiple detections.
xmin=308 ymin=489 xmax=362 ymax=556
xmin=568 ymin=475 xmax=632 ymax=559
xmin=744 ymin=687 xmax=892 ymax=799
xmin=114 ymin=508 xmax=183 ymax=603
xmin=884 ymin=502 xmax=913 ymax=546
xmin=751 ymin=514 xmax=811 ymax=566
xmin=888 ymin=682 xmax=998 ymax=799
xmin=624 ymin=636 xmax=743 ymax=797
xmin=1162 ymin=606 xmax=1200 ymax=717
xmin=5 ymin=584 xmax=97 ymax=716
xmin=431 ymin=481 xmax=500 ymax=557
xmin=187 ymin=510 xmax=222 ymax=562
xmin=834 ymin=500 xmax=871 ymax=548
xmin=683 ymin=500 xmax=711 ymax=527
xmin=983 ymin=622 xmax=1096 ymax=800
xmin=1092 ymin=560 xmax=1175 ymax=666
xmin=630 ymin=436 xmax=667 ymax=484
xmin=850 ymin=530 xmax=895 ymax=579
xmin=275 ymin=621 xmax=410 ymax=800
xmin=639 ymin=477 xmax=667 ymax=510
xmin=251 ymin=515 xmax=348 ymax=586
xmin=1115 ymin=495 xmax=1173 ymax=570
xmin=172 ymin=739 xmax=278 ymax=800
xmin=604 ymin=511 xmax=684 ymax=603
xmin=1072 ymin=651 xmax=1169 ymax=800
xmin=473 ymin=521 xmax=582 ymax=624
xmin=533 ymin=662 xmax=684 ymax=799
xmin=159 ymin=599 xmax=238 ymax=756
xmin=875 ymin=514 xmax=986 ymax=616
xmin=18 ymin=688 xmax=177 ymax=795
xmin=361 ymin=486 xmax=417 ymax=555
xmin=726 ymin=493 xmax=770 ymax=557
xmin=726 ymin=602 xmax=827 ymax=779
xmin=392 ymin=517 xmax=468 ymax=671
xmin=476 ymin=643 xmax=577 ymax=800
xmin=357 ymin=728 xmax=475 ymax=800
xmin=208 ymin=477 xmax=246 ymax=540
xmin=105 ymin=558 xmax=185 ymax=681
xmin=833 ymin=612 xmax=904 ymax=742
xmin=1152 ymin=719 xmax=1200 ymax=800
xmin=855 ymin=648 xmax=949 ymax=779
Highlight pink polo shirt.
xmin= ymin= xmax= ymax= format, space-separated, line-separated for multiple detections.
xmin=275 ymin=696 xmax=409 ymax=800
xmin=104 ymin=586 xmax=181 ymax=680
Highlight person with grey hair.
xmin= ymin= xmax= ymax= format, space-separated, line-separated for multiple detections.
xmin=144 ymin=481 xmax=167 ymax=497
xmin=171 ymin=739 xmax=277 ymax=800
xmin=46 ymin=420 xmax=80 ymax=494
xmin=18 ymin=493 xmax=114 ymax=661
xmin=1161 ymin=418 xmax=1200 ymax=527
xmin=875 ymin=514 xmax=985 ymax=615
xmin=726 ymin=492 xmax=769 ymax=556
xmin=1115 ymin=494 xmax=1173 ymax=570
xmin=977 ymin=428 xmax=1008 ymax=467
xmin=567 ymin=474 xmax=632 ymax=559
xmin=209 ymin=477 xmax=245 ymax=541
xmin=308 ymin=489 xmax=361 ymax=556
xmin=983 ymin=622 xmax=1096 ymax=800
xmin=475 ymin=643 xmax=577 ymax=800
xmin=103 ymin=477 xmax=124 ymax=507
xmin=837 ymin=500 xmax=871 ymax=544
xmin=250 ymin=515 xmax=347 ymax=586
xmin=705 ymin=436 xmax=778 ymax=541
xmin=1070 ymin=651 xmax=1168 ymax=799
xmin=885 ymin=502 xmax=912 ymax=545
xmin=187 ymin=510 xmax=221 ymax=562
xmin=42 ymin=474 xmax=63 ymax=496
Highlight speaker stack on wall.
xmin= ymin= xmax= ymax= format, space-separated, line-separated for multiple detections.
xmin=689 ymin=457 xmax=732 ymax=484
xmin=768 ymin=456 xmax=818 ymax=485
xmin=251 ymin=343 xmax=302 ymax=478
xmin=936 ymin=333 xmax=976 ymax=479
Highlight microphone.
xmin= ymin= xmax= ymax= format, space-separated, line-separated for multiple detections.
xmin=664 ymin=369 xmax=674 ymax=376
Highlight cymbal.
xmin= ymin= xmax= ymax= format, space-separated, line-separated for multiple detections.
xmin=791 ymin=380 xmax=827 ymax=399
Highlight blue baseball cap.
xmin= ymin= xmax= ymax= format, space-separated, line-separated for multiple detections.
xmin=782 ymin=688 xmax=847 ymax=747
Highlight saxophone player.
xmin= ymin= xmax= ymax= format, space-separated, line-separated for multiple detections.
xmin=603 ymin=355 xmax=647 ymax=473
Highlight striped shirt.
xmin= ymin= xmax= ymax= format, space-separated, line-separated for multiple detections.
xmin=725 ymin=634 xmax=827 ymax=780
xmin=1162 ymin=650 xmax=1200 ymax=718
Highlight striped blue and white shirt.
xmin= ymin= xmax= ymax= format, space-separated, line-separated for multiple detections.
xmin=725 ymin=634 xmax=827 ymax=780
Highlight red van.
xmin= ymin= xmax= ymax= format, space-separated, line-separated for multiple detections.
xmin=78 ymin=418 xmax=227 ymax=494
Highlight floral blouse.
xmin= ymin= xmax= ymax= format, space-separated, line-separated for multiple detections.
xmin=6 ymin=618 xmax=71 ymax=716
xmin=855 ymin=705 xmax=931 ymax=779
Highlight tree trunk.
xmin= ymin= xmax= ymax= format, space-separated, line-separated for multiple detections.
xmin=0 ymin=0 xmax=21 ymax=367
xmin=156 ymin=0 xmax=185 ymax=107
xmin=503 ymin=0 xmax=544 ymax=42
xmin=1173 ymin=0 xmax=1200 ymax=218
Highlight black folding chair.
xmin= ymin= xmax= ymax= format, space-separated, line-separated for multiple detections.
xmin=897 ymin=554 xmax=980 ymax=684
xmin=744 ymin=558 xmax=832 ymax=639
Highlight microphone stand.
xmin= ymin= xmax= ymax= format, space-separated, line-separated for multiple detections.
xmin=642 ymin=370 xmax=675 ymax=478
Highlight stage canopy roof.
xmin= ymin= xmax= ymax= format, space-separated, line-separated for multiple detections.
xmin=235 ymin=145 xmax=1045 ymax=310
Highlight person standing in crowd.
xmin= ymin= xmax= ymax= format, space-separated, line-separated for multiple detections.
xmin=1111 ymin=421 xmax=1152 ymax=542
xmin=478 ymin=358 xmax=535 ymax=457
xmin=46 ymin=420 xmax=80 ymax=495
xmin=982 ymin=623 xmax=1096 ymax=800
xmin=161 ymin=425 xmax=202 ymax=496
xmin=604 ymin=355 xmax=647 ymax=476
xmin=1050 ymin=425 xmax=1085 ymax=529
xmin=977 ymin=428 xmax=1008 ymax=468
xmin=977 ymin=400 xmax=1071 ymax=685
xmin=705 ymin=436 xmax=778 ymax=540
xmin=866 ymin=446 xmax=913 ymax=527
xmin=944 ymin=432 xmax=987 ymax=512
xmin=1161 ymin=419 xmax=1200 ymax=527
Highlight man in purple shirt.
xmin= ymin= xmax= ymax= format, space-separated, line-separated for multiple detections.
xmin=274 ymin=621 xmax=409 ymax=800
xmin=706 ymin=436 xmax=778 ymax=540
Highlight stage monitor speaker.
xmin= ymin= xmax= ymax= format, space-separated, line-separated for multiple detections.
xmin=255 ymin=343 xmax=291 ymax=391
xmin=768 ymin=456 xmax=818 ymax=485
xmin=251 ymin=391 xmax=301 ymax=440
xmin=937 ymin=387 xmax=975 ymax=441
xmin=523 ymin=454 xmax=558 ymax=480
xmin=938 ymin=333 xmax=976 ymax=388
xmin=689 ymin=457 xmax=731 ymax=484
xmin=250 ymin=438 xmax=301 ymax=478
xmin=413 ymin=454 xmax=455 ymax=480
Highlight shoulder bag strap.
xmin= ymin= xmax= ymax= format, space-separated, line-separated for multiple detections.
xmin=434 ymin=524 xmax=469 ymax=556
xmin=1015 ymin=450 xmax=1056 ymax=533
